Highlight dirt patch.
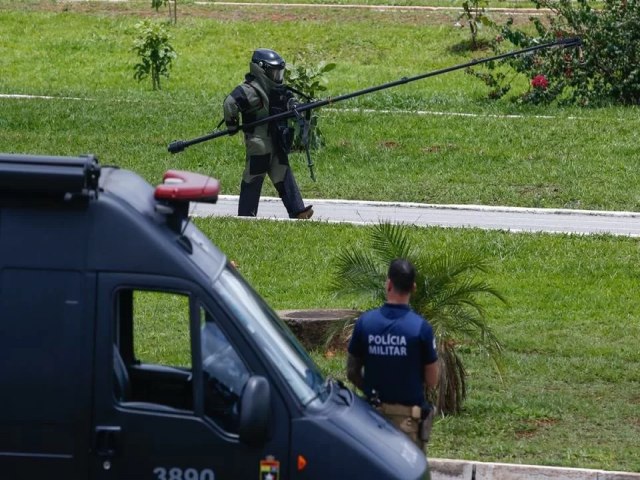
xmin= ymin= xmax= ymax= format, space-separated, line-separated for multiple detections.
xmin=422 ymin=143 xmax=456 ymax=154
xmin=514 ymin=417 xmax=560 ymax=439
xmin=516 ymin=184 xmax=561 ymax=196
xmin=8 ymin=1 xmax=543 ymax=27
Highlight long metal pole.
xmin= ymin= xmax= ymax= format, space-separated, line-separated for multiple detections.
xmin=168 ymin=37 xmax=581 ymax=154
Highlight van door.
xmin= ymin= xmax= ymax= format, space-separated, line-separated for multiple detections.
xmin=0 ymin=268 xmax=94 ymax=480
xmin=92 ymin=274 xmax=291 ymax=480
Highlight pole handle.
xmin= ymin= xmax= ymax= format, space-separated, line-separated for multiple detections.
xmin=168 ymin=129 xmax=231 ymax=154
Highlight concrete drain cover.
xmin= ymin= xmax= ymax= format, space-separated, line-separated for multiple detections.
xmin=278 ymin=309 xmax=360 ymax=321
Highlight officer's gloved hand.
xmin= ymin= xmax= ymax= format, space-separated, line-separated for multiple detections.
xmin=287 ymin=97 xmax=300 ymax=111
xmin=226 ymin=120 xmax=239 ymax=135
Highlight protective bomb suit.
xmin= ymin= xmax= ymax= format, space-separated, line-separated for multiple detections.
xmin=223 ymin=48 xmax=314 ymax=219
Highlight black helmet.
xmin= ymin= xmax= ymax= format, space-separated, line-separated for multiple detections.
xmin=251 ymin=48 xmax=286 ymax=84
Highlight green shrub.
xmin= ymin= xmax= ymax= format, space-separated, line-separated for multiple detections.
xmin=132 ymin=20 xmax=177 ymax=91
xmin=472 ymin=0 xmax=640 ymax=106
xmin=329 ymin=223 xmax=507 ymax=415
xmin=285 ymin=52 xmax=336 ymax=151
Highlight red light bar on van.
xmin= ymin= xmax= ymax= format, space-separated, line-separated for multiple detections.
xmin=154 ymin=170 xmax=219 ymax=204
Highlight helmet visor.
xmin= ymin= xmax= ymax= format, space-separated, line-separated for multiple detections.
xmin=266 ymin=66 xmax=285 ymax=84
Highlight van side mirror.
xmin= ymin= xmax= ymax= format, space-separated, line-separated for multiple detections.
xmin=238 ymin=375 xmax=271 ymax=446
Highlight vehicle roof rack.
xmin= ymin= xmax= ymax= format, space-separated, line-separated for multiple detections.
xmin=154 ymin=170 xmax=220 ymax=234
xmin=0 ymin=153 xmax=101 ymax=200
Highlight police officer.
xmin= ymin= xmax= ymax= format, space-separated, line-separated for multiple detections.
xmin=223 ymin=48 xmax=313 ymax=219
xmin=346 ymin=258 xmax=439 ymax=451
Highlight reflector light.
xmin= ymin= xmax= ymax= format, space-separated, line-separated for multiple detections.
xmin=297 ymin=455 xmax=307 ymax=471
xmin=154 ymin=170 xmax=219 ymax=203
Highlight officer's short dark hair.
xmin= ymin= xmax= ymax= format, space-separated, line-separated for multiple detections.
xmin=387 ymin=258 xmax=416 ymax=294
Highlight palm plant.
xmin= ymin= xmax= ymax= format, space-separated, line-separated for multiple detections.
xmin=331 ymin=222 xmax=507 ymax=415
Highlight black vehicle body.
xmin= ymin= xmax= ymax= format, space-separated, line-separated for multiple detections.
xmin=0 ymin=154 xmax=428 ymax=480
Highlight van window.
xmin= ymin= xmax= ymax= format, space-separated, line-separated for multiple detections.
xmin=112 ymin=288 xmax=250 ymax=433
xmin=133 ymin=291 xmax=191 ymax=368
xmin=113 ymin=289 xmax=193 ymax=412
xmin=214 ymin=266 xmax=328 ymax=407
xmin=200 ymin=306 xmax=250 ymax=433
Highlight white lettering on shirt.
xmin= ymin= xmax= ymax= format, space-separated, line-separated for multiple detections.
xmin=367 ymin=334 xmax=408 ymax=356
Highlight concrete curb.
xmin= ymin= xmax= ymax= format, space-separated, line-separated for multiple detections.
xmin=429 ymin=459 xmax=640 ymax=480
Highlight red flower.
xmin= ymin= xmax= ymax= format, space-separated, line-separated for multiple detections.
xmin=531 ymin=74 xmax=549 ymax=90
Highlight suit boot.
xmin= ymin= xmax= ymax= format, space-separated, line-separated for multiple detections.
xmin=238 ymin=177 xmax=264 ymax=217
xmin=274 ymin=170 xmax=313 ymax=219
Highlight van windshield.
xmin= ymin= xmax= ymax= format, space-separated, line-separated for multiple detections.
xmin=213 ymin=265 xmax=328 ymax=407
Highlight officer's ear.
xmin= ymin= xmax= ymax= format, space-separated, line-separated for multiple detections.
xmin=411 ymin=282 xmax=417 ymax=293
xmin=385 ymin=278 xmax=392 ymax=293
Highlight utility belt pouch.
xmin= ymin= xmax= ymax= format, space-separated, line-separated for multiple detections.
xmin=276 ymin=123 xmax=294 ymax=154
xmin=268 ymin=112 xmax=293 ymax=154
xmin=419 ymin=403 xmax=434 ymax=443
xmin=379 ymin=403 xmax=419 ymax=417
xmin=411 ymin=406 xmax=421 ymax=419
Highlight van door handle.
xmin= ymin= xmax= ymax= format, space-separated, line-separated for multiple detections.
xmin=94 ymin=425 xmax=122 ymax=457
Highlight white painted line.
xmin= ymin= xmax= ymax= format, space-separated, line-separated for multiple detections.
xmin=325 ymin=107 xmax=583 ymax=121
xmin=0 ymin=93 xmax=85 ymax=101
xmin=0 ymin=93 xmax=581 ymax=121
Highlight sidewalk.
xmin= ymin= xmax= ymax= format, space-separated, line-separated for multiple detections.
xmin=191 ymin=196 xmax=640 ymax=237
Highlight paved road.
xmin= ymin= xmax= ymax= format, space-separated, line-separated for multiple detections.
xmin=191 ymin=196 xmax=640 ymax=237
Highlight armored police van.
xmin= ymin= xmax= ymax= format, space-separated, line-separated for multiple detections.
xmin=0 ymin=153 xmax=428 ymax=480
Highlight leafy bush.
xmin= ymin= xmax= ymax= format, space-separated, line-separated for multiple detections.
xmin=471 ymin=0 xmax=640 ymax=106
xmin=330 ymin=223 xmax=507 ymax=415
xmin=285 ymin=52 xmax=336 ymax=151
xmin=132 ymin=20 xmax=177 ymax=91
xmin=286 ymin=57 xmax=336 ymax=101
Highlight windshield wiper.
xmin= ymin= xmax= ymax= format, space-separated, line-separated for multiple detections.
xmin=302 ymin=377 xmax=332 ymax=407
xmin=333 ymin=378 xmax=353 ymax=406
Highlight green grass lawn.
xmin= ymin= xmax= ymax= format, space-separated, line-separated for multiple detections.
xmin=197 ymin=217 xmax=640 ymax=473
xmin=2 ymin=1 xmax=639 ymax=473
xmin=2 ymin=4 xmax=639 ymax=210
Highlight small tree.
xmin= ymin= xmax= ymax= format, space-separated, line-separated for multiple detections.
xmin=285 ymin=52 xmax=336 ymax=151
xmin=457 ymin=0 xmax=495 ymax=50
xmin=133 ymin=20 xmax=177 ymax=91
xmin=331 ymin=223 xmax=507 ymax=415
xmin=152 ymin=0 xmax=177 ymax=25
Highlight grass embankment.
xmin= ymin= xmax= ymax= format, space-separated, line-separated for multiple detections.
xmin=1 ymin=5 xmax=639 ymax=210
xmin=198 ymin=218 xmax=640 ymax=473
xmin=1 ymin=2 xmax=638 ymax=472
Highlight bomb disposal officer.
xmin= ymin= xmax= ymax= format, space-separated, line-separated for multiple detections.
xmin=347 ymin=258 xmax=439 ymax=451
xmin=223 ymin=48 xmax=313 ymax=219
